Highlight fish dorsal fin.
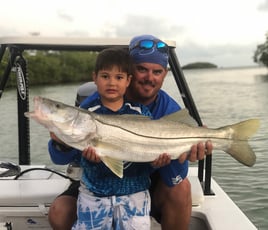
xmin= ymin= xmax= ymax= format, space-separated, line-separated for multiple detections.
xmin=160 ymin=109 xmax=198 ymax=126
xmin=100 ymin=156 xmax=124 ymax=178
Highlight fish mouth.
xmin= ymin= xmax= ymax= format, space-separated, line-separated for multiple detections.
xmin=24 ymin=96 xmax=49 ymax=122
xmin=32 ymin=96 xmax=42 ymax=113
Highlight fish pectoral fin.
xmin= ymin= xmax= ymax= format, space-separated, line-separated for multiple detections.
xmin=101 ymin=156 xmax=124 ymax=178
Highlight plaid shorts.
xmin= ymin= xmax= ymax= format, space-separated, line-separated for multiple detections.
xmin=72 ymin=190 xmax=151 ymax=230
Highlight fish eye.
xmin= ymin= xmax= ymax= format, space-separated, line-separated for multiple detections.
xmin=56 ymin=103 xmax=60 ymax=108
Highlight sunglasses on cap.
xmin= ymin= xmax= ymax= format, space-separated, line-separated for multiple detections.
xmin=130 ymin=40 xmax=168 ymax=53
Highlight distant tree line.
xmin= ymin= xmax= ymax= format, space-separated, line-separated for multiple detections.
xmin=182 ymin=62 xmax=217 ymax=69
xmin=2 ymin=36 xmax=267 ymax=89
xmin=0 ymin=50 xmax=98 ymax=88
xmin=254 ymin=33 xmax=268 ymax=67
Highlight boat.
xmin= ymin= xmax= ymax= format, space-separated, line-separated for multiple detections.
xmin=0 ymin=37 xmax=257 ymax=229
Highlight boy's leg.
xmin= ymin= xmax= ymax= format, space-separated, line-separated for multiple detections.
xmin=114 ymin=190 xmax=151 ymax=230
xmin=73 ymin=191 xmax=113 ymax=230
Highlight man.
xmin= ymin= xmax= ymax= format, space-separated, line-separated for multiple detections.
xmin=126 ymin=34 xmax=212 ymax=230
xmin=48 ymin=35 xmax=212 ymax=230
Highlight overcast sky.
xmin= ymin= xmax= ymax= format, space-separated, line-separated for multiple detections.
xmin=1 ymin=0 xmax=268 ymax=67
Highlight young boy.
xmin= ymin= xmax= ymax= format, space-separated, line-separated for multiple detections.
xmin=50 ymin=47 xmax=154 ymax=229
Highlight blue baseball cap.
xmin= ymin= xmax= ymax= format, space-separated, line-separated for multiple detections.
xmin=129 ymin=35 xmax=169 ymax=68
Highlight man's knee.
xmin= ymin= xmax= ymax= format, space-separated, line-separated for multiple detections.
xmin=154 ymin=177 xmax=191 ymax=206
xmin=171 ymin=178 xmax=191 ymax=198
xmin=170 ymin=178 xmax=191 ymax=206
xmin=152 ymin=178 xmax=192 ymax=229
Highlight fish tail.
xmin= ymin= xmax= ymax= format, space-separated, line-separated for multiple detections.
xmin=227 ymin=141 xmax=256 ymax=166
xmin=224 ymin=119 xmax=260 ymax=167
xmin=227 ymin=119 xmax=260 ymax=140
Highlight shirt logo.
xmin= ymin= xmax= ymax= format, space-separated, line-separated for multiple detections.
xmin=172 ymin=175 xmax=183 ymax=185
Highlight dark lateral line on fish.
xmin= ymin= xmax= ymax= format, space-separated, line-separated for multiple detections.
xmin=93 ymin=120 xmax=247 ymax=140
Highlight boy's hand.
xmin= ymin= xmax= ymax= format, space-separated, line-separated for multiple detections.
xmin=82 ymin=146 xmax=101 ymax=163
xmin=50 ymin=132 xmax=64 ymax=144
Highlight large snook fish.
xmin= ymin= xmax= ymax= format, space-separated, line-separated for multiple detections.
xmin=25 ymin=96 xmax=260 ymax=178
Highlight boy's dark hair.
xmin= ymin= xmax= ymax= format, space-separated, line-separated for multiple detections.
xmin=94 ymin=47 xmax=132 ymax=75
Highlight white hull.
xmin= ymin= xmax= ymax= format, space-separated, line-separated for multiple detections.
xmin=0 ymin=166 xmax=256 ymax=230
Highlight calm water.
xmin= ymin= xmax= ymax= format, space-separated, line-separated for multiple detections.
xmin=1 ymin=66 xmax=268 ymax=229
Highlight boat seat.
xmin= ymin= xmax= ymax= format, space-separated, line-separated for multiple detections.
xmin=0 ymin=165 xmax=72 ymax=207
xmin=0 ymin=179 xmax=71 ymax=206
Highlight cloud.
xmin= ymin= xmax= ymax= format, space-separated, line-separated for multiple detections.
xmin=0 ymin=8 xmax=259 ymax=67
xmin=57 ymin=10 xmax=73 ymax=22
xmin=114 ymin=14 xmax=186 ymax=39
xmin=0 ymin=26 xmax=20 ymax=37
xmin=64 ymin=30 xmax=89 ymax=37
xmin=178 ymin=42 xmax=258 ymax=67
xmin=257 ymin=0 xmax=268 ymax=10
xmin=112 ymin=14 xmax=257 ymax=67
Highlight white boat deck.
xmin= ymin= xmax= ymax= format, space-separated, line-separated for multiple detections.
xmin=0 ymin=166 xmax=257 ymax=230
xmin=152 ymin=167 xmax=257 ymax=230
